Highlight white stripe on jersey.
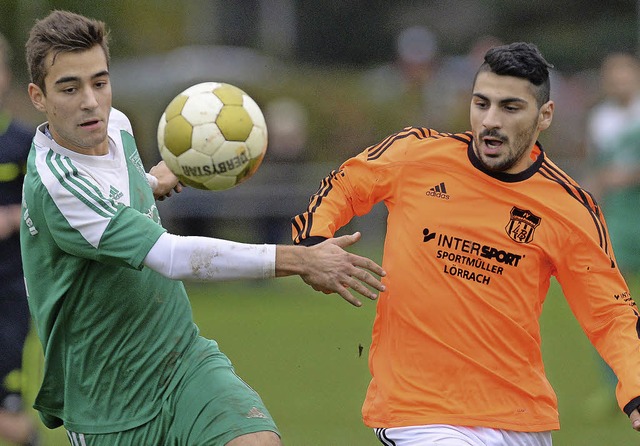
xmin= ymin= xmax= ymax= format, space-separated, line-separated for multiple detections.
xmin=66 ymin=431 xmax=77 ymax=446
xmin=36 ymin=149 xmax=114 ymax=248
xmin=31 ymin=110 xmax=139 ymax=250
xmin=49 ymin=151 xmax=119 ymax=217
xmin=67 ymin=431 xmax=87 ymax=446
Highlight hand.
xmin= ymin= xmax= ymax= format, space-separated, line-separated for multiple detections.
xmin=0 ymin=205 xmax=22 ymax=240
xmin=300 ymin=232 xmax=386 ymax=307
xmin=630 ymin=408 xmax=640 ymax=431
xmin=149 ymin=161 xmax=183 ymax=200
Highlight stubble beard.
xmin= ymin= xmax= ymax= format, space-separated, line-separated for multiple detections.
xmin=473 ymin=120 xmax=539 ymax=173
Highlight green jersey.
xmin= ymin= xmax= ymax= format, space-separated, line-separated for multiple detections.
xmin=20 ymin=108 xmax=198 ymax=433
xmin=594 ymin=122 xmax=640 ymax=272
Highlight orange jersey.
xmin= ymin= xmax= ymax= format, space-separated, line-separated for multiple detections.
xmin=292 ymin=128 xmax=640 ymax=432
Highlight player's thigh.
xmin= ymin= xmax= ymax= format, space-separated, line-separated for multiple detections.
xmin=169 ymin=337 xmax=280 ymax=445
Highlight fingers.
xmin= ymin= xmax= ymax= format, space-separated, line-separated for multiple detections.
xmin=305 ymin=233 xmax=386 ymax=307
xmin=630 ymin=409 xmax=640 ymax=431
xmin=348 ymin=253 xmax=386 ymax=283
xmin=343 ymin=276 xmax=377 ymax=301
xmin=334 ymin=264 xmax=385 ymax=305
xmin=350 ymin=268 xmax=385 ymax=295
xmin=336 ymin=285 xmax=363 ymax=307
xmin=330 ymin=232 xmax=362 ymax=249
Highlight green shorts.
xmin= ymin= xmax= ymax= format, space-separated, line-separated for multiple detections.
xmin=66 ymin=336 xmax=279 ymax=446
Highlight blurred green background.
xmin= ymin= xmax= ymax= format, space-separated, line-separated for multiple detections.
xmin=15 ymin=273 xmax=640 ymax=445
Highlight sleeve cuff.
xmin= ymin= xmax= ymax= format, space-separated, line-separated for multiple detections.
xmin=623 ymin=396 xmax=640 ymax=416
xmin=145 ymin=172 xmax=158 ymax=191
xmin=296 ymin=236 xmax=328 ymax=246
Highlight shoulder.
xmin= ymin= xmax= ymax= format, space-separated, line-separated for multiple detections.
xmin=365 ymin=127 xmax=471 ymax=163
xmin=536 ymin=156 xmax=594 ymax=206
xmin=28 ymin=135 xmax=85 ymax=196
xmin=535 ymin=156 xmax=604 ymax=233
xmin=108 ymin=108 xmax=134 ymax=135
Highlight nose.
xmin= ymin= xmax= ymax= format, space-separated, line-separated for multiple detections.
xmin=482 ymin=105 xmax=501 ymax=130
xmin=81 ymin=87 xmax=99 ymax=110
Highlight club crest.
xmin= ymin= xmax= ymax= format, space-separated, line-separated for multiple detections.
xmin=505 ymin=207 xmax=541 ymax=244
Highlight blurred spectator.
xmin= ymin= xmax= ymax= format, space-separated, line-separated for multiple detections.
xmin=259 ymin=97 xmax=309 ymax=243
xmin=361 ymin=25 xmax=442 ymax=136
xmin=433 ymin=35 xmax=503 ymax=131
xmin=264 ymin=97 xmax=308 ymax=163
xmin=584 ymin=51 xmax=640 ymax=419
xmin=0 ymin=31 xmax=39 ymax=446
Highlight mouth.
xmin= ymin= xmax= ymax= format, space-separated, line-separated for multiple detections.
xmin=481 ymin=136 xmax=506 ymax=156
xmin=79 ymin=119 xmax=102 ymax=129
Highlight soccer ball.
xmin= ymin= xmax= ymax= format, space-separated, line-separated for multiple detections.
xmin=157 ymin=82 xmax=268 ymax=190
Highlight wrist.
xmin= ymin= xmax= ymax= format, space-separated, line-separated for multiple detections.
xmin=275 ymin=245 xmax=307 ymax=277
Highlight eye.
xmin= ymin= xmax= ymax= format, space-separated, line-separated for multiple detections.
xmin=474 ymin=100 xmax=488 ymax=109
xmin=62 ymin=86 xmax=76 ymax=94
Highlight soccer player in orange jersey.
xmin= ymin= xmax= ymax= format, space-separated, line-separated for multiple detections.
xmin=293 ymin=42 xmax=640 ymax=445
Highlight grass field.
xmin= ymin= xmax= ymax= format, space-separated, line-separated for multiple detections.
xmin=16 ymin=274 xmax=640 ymax=445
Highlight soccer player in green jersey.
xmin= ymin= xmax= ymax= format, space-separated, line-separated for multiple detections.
xmin=20 ymin=10 xmax=385 ymax=446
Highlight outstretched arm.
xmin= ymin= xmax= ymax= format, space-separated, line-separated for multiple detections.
xmin=143 ymin=231 xmax=385 ymax=306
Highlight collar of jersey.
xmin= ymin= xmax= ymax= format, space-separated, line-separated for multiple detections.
xmin=36 ymin=123 xmax=121 ymax=168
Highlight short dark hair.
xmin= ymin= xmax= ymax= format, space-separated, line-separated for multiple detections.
xmin=25 ymin=10 xmax=110 ymax=94
xmin=475 ymin=42 xmax=553 ymax=107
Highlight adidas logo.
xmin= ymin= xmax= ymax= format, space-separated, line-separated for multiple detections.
xmin=246 ymin=406 xmax=267 ymax=419
xmin=109 ymin=185 xmax=124 ymax=202
xmin=426 ymin=182 xmax=450 ymax=200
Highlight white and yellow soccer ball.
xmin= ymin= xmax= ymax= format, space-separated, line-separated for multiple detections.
xmin=157 ymin=82 xmax=268 ymax=190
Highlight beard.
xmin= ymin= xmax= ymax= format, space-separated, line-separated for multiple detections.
xmin=473 ymin=119 xmax=539 ymax=173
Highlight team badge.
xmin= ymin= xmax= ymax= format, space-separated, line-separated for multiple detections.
xmin=505 ymin=207 xmax=541 ymax=244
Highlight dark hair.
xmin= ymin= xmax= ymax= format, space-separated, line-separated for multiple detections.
xmin=25 ymin=10 xmax=110 ymax=94
xmin=476 ymin=42 xmax=553 ymax=107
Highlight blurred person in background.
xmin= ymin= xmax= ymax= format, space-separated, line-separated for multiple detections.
xmin=431 ymin=35 xmax=504 ymax=132
xmin=293 ymin=42 xmax=640 ymax=445
xmin=361 ymin=25 xmax=443 ymax=136
xmin=0 ymin=31 xmax=40 ymax=446
xmin=0 ymin=30 xmax=37 ymax=445
xmin=584 ymin=51 xmax=640 ymax=419
xmin=259 ymin=97 xmax=309 ymax=244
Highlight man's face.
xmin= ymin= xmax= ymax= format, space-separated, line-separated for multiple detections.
xmin=28 ymin=44 xmax=112 ymax=155
xmin=470 ymin=71 xmax=553 ymax=174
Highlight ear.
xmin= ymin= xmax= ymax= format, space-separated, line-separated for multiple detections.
xmin=28 ymin=83 xmax=46 ymax=113
xmin=537 ymin=100 xmax=554 ymax=131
